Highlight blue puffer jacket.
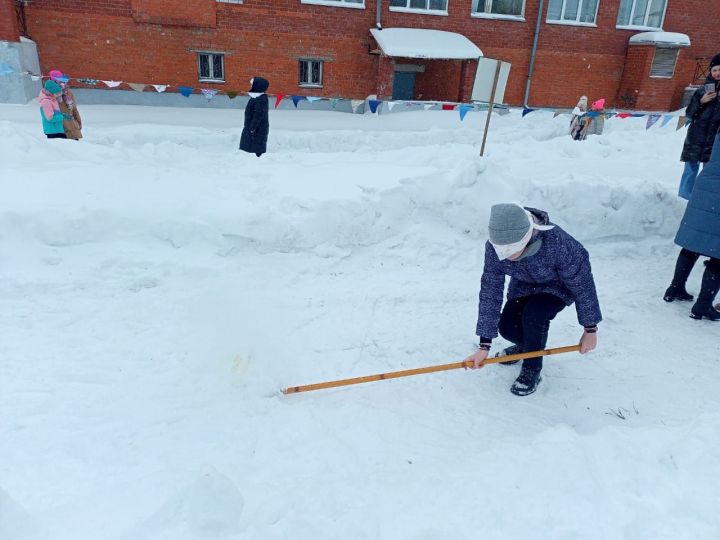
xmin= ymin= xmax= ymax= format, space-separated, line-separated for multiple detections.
xmin=675 ymin=134 xmax=720 ymax=258
xmin=475 ymin=208 xmax=602 ymax=339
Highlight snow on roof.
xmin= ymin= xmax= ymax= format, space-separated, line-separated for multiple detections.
xmin=629 ymin=32 xmax=691 ymax=47
xmin=370 ymin=28 xmax=483 ymax=60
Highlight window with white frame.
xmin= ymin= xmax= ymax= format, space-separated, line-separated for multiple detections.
xmin=649 ymin=47 xmax=678 ymax=78
xmin=472 ymin=0 xmax=525 ymax=17
xmin=389 ymin=0 xmax=448 ymax=13
xmin=216 ymin=0 xmax=243 ymax=4
xmin=616 ymin=0 xmax=666 ymax=29
xmin=299 ymin=59 xmax=323 ymax=86
xmin=198 ymin=52 xmax=224 ymax=82
xmin=301 ymin=0 xmax=364 ymax=6
xmin=547 ymin=0 xmax=598 ymax=24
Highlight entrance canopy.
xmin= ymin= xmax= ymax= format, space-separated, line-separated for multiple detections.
xmin=370 ymin=28 xmax=483 ymax=60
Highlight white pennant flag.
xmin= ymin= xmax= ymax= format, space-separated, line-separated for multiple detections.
xmin=30 ymin=75 xmax=41 ymax=81
xmin=103 ymin=80 xmax=122 ymax=88
xmin=306 ymin=96 xmax=323 ymax=103
xmin=152 ymin=84 xmax=168 ymax=93
xmin=351 ymin=99 xmax=364 ymax=113
xmin=387 ymin=101 xmax=398 ymax=111
xmin=423 ymin=104 xmax=434 ymax=111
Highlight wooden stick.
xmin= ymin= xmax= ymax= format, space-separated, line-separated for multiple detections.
xmin=282 ymin=344 xmax=581 ymax=395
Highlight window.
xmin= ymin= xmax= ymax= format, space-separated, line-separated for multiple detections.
xmin=301 ymin=0 xmax=364 ymax=7
xmin=547 ymin=0 xmax=598 ymax=24
xmin=616 ymin=0 xmax=666 ymax=29
xmin=299 ymin=59 xmax=323 ymax=87
xmin=198 ymin=52 xmax=224 ymax=82
xmin=389 ymin=0 xmax=448 ymax=13
xmin=649 ymin=47 xmax=678 ymax=78
xmin=472 ymin=0 xmax=525 ymax=17
xmin=216 ymin=0 xmax=243 ymax=4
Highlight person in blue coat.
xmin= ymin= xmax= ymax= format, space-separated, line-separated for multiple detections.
xmin=239 ymin=77 xmax=270 ymax=157
xmin=464 ymin=204 xmax=602 ymax=396
xmin=664 ymin=132 xmax=720 ymax=320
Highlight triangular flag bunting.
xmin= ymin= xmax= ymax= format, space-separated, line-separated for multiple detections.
xmin=676 ymin=116 xmax=687 ymax=130
xmin=458 ymin=104 xmax=473 ymax=121
xmin=586 ymin=111 xmax=601 ymax=117
xmin=442 ymin=104 xmax=456 ymax=111
xmin=306 ymin=96 xmax=323 ymax=103
xmin=226 ymin=91 xmax=238 ymax=99
xmin=330 ymin=98 xmax=339 ymax=109
xmin=177 ymin=86 xmax=193 ymax=97
xmin=351 ymin=99 xmax=364 ymax=113
xmin=631 ymin=113 xmax=645 ymax=118
xmin=553 ymin=111 xmax=562 ymax=118
xmin=387 ymin=101 xmax=397 ymax=111
xmin=522 ymin=108 xmax=535 ymax=117
xmin=128 ymin=83 xmax=146 ymax=92
xmin=274 ymin=93 xmax=285 ymax=108
xmin=660 ymin=115 xmax=673 ymax=128
xmin=645 ymin=114 xmax=661 ymax=130
xmin=102 ymin=80 xmax=122 ymax=88
xmin=368 ymin=100 xmax=382 ymax=114
xmin=685 ymin=116 xmax=692 ymax=127
xmin=201 ymin=88 xmax=218 ymax=101
xmin=152 ymin=84 xmax=168 ymax=93
xmin=616 ymin=113 xmax=632 ymax=119
xmin=604 ymin=112 xmax=616 ymax=120
xmin=292 ymin=95 xmax=305 ymax=108
xmin=423 ymin=104 xmax=434 ymax=110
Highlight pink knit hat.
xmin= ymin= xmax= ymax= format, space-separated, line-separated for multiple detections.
xmin=49 ymin=69 xmax=68 ymax=82
xmin=591 ymin=98 xmax=606 ymax=110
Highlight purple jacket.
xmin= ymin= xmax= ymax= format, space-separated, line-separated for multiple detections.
xmin=476 ymin=209 xmax=602 ymax=339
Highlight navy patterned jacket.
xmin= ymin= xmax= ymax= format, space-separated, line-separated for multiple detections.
xmin=475 ymin=209 xmax=602 ymax=340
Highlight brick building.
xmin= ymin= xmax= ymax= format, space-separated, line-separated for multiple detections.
xmin=1 ymin=0 xmax=718 ymax=109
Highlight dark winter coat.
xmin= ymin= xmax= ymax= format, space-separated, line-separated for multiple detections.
xmin=475 ymin=208 xmax=602 ymax=339
xmin=675 ymin=134 xmax=720 ymax=258
xmin=680 ymin=77 xmax=720 ymax=163
xmin=239 ymin=77 xmax=270 ymax=155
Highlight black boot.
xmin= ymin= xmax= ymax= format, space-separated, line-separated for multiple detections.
xmin=495 ymin=344 xmax=521 ymax=365
xmin=664 ymin=249 xmax=699 ymax=302
xmin=690 ymin=267 xmax=720 ymax=321
xmin=510 ymin=366 xmax=542 ymax=396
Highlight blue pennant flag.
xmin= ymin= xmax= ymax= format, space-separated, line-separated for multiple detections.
xmin=368 ymin=100 xmax=382 ymax=114
xmin=660 ymin=115 xmax=673 ymax=128
xmin=630 ymin=113 xmax=645 ymax=118
xmin=458 ymin=104 xmax=473 ymax=121
xmin=292 ymin=95 xmax=306 ymax=108
xmin=177 ymin=86 xmax=193 ymax=97
xmin=586 ymin=111 xmax=601 ymax=117
xmin=646 ymin=114 xmax=661 ymax=130
xmin=604 ymin=112 xmax=617 ymax=120
xmin=522 ymin=108 xmax=535 ymax=117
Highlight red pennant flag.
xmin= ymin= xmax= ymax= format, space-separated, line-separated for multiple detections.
xmin=616 ymin=113 xmax=632 ymax=119
xmin=442 ymin=104 xmax=456 ymax=111
xmin=275 ymin=93 xmax=286 ymax=109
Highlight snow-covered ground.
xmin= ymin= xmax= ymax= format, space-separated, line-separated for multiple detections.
xmin=0 ymin=103 xmax=718 ymax=540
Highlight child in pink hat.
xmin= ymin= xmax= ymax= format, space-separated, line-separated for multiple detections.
xmin=49 ymin=69 xmax=83 ymax=140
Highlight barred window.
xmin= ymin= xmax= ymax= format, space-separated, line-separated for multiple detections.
xmin=299 ymin=59 xmax=323 ymax=87
xmin=198 ymin=53 xmax=224 ymax=82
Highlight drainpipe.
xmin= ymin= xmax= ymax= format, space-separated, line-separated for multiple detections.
xmin=376 ymin=0 xmax=382 ymax=29
xmin=523 ymin=0 xmax=545 ymax=108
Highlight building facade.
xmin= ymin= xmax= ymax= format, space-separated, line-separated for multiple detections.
xmin=1 ymin=0 xmax=718 ymax=109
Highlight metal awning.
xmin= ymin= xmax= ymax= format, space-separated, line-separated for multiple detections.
xmin=370 ymin=28 xmax=483 ymax=60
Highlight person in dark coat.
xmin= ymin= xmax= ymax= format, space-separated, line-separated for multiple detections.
xmin=678 ymin=53 xmax=720 ymax=200
xmin=664 ymin=131 xmax=720 ymax=320
xmin=239 ymin=77 xmax=270 ymax=157
xmin=465 ymin=204 xmax=602 ymax=396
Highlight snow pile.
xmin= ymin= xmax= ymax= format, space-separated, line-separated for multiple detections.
xmin=0 ymin=103 xmax=718 ymax=540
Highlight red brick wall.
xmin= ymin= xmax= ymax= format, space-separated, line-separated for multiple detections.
xmin=0 ymin=0 xmax=20 ymax=42
xmin=22 ymin=0 xmax=720 ymax=109
xmin=130 ymin=0 xmax=216 ymax=27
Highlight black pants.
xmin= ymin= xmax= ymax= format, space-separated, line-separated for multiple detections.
xmin=46 ymin=133 xmax=67 ymax=139
xmin=498 ymin=293 xmax=566 ymax=372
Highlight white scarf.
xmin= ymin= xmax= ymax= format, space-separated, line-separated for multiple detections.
xmin=490 ymin=210 xmax=554 ymax=261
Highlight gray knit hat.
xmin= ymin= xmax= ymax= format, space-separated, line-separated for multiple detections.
xmin=488 ymin=203 xmax=531 ymax=245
